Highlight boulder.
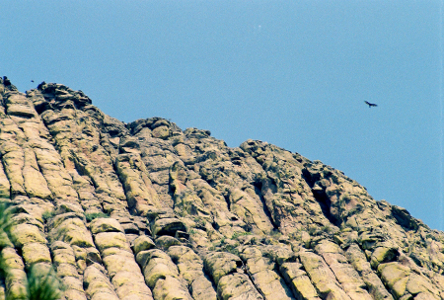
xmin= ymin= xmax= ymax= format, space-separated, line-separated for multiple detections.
xmin=378 ymin=262 xmax=411 ymax=299
xmin=90 ymin=218 xmax=124 ymax=234
xmin=241 ymin=246 xmax=294 ymax=300
xmin=152 ymin=217 xmax=186 ymax=237
xmin=168 ymin=246 xmax=217 ymax=300
xmin=22 ymin=242 xmax=51 ymax=267
xmin=9 ymin=223 xmax=46 ymax=247
xmin=204 ymin=252 xmax=243 ymax=284
xmin=280 ymin=262 xmax=321 ymax=300
xmin=139 ymin=249 xmax=179 ymax=288
xmin=155 ymin=235 xmax=181 ymax=249
xmin=94 ymin=232 xmax=132 ymax=253
xmin=217 ymin=273 xmax=264 ymax=300
xmin=133 ymin=235 xmax=156 ymax=255
xmin=83 ymin=265 xmax=119 ymax=300
xmin=51 ymin=217 xmax=95 ymax=247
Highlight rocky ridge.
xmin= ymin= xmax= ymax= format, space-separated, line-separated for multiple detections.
xmin=0 ymin=76 xmax=444 ymax=300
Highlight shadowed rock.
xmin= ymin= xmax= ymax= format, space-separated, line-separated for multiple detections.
xmin=0 ymin=77 xmax=443 ymax=300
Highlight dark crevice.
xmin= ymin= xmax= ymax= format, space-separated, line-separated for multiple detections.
xmin=391 ymin=206 xmax=419 ymax=231
xmin=112 ymin=157 xmax=137 ymax=216
xmin=239 ymin=145 xmax=282 ymax=232
xmin=0 ymin=157 xmax=14 ymax=200
xmin=70 ymin=153 xmax=89 ymax=178
xmin=246 ymin=272 xmax=267 ymax=299
xmin=253 ymin=180 xmax=278 ymax=230
xmin=14 ymin=246 xmax=23 ymax=261
xmin=409 ymin=253 xmax=423 ymax=267
xmin=301 ymin=167 xmax=341 ymax=227
xmin=155 ymin=222 xmax=186 ymax=237
xmin=211 ymin=220 xmax=220 ymax=230
xmin=301 ymin=166 xmax=320 ymax=187
xmin=33 ymin=101 xmax=51 ymax=115
xmin=0 ymin=278 xmax=5 ymax=297
xmin=168 ymin=182 xmax=177 ymax=212
xmin=238 ymin=256 xmax=267 ymax=300
xmin=223 ymin=193 xmax=231 ymax=211
xmin=311 ymin=188 xmax=340 ymax=227
xmin=272 ymin=263 xmax=298 ymax=300
xmin=202 ymin=273 xmax=218 ymax=298
xmin=99 ymin=133 xmax=114 ymax=157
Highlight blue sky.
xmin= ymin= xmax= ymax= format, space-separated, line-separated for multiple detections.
xmin=2 ymin=1 xmax=443 ymax=230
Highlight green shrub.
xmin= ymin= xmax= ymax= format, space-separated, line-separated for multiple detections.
xmin=42 ymin=211 xmax=56 ymax=222
xmin=84 ymin=212 xmax=109 ymax=222
xmin=270 ymin=229 xmax=282 ymax=239
xmin=1 ymin=205 xmax=63 ymax=300
xmin=209 ymin=237 xmax=240 ymax=256
xmin=231 ymin=231 xmax=251 ymax=240
xmin=26 ymin=264 xmax=63 ymax=300
xmin=308 ymin=227 xmax=317 ymax=235
xmin=321 ymin=225 xmax=331 ymax=233
xmin=223 ymin=243 xmax=240 ymax=256
xmin=0 ymin=203 xmax=11 ymax=285
xmin=0 ymin=202 xmax=12 ymax=233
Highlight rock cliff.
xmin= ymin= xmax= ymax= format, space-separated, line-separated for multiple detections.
xmin=0 ymin=76 xmax=443 ymax=300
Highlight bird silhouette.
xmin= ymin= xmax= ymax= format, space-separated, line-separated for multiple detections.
xmin=364 ymin=101 xmax=377 ymax=108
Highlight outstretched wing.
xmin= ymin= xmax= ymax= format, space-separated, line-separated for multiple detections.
xmin=364 ymin=101 xmax=377 ymax=107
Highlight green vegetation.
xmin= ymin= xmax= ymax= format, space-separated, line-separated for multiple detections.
xmin=209 ymin=236 xmax=240 ymax=256
xmin=231 ymin=231 xmax=251 ymax=239
xmin=0 ymin=202 xmax=11 ymax=294
xmin=321 ymin=225 xmax=332 ymax=233
xmin=207 ymin=231 xmax=253 ymax=255
xmin=347 ymin=203 xmax=364 ymax=217
xmin=223 ymin=243 xmax=240 ymax=256
xmin=0 ymin=201 xmax=12 ymax=233
xmin=26 ymin=264 xmax=63 ymax=300
xmin=270 ymin=229 xmax=282 ymax=239
xmin=0 ymin=203 xmax=63 ymax=300
xmin=42 ymin=211 xmax=56 ymax=222
xmin=84 ymin=212 xmax=109 ymax=222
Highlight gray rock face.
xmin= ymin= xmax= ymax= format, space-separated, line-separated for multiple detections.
xmin=0 ymin=77 xmax=444 ymax=300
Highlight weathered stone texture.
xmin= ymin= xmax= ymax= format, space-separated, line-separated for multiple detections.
xmin=0 ymin=77 xmax=444 ymax=300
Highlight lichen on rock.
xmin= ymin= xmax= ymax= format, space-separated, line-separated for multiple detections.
xmin=0 ymin=76 xmax=443 ymax=300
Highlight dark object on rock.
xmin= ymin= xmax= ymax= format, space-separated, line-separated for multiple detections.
xmin=37 ymin=81 xmax=46 ymax=89
xmin=3 ymin=76 xmax=11 ymax=86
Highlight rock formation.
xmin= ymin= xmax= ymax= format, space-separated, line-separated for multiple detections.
xmin=0 ymin=76 xmax=443 ymax=300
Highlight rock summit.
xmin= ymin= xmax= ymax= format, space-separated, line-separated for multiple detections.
xmin=0 ymin=77 xmax=443 ymax=300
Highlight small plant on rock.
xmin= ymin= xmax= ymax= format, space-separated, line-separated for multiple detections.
xmin=0 ymin=201 xmax=12 ymax=233
xmin=223 ymin=243 xmax=240 ymax=256
xmin=84 ymin=212 xmax=109 ymax=222
xmin=26 ymin=264 xmax=63 ymax=300
xmin=270 ymin=229 xmax=282 ymax=239
xmin=42 ymin=211 xmax=56 ymax=222
xmin=321 ymin=225 xmax=331 ymax=233
xmin=231 ymin=231 xmax=252 ymax=240
xmin=0 ymin=206 xmax=63 ymax=300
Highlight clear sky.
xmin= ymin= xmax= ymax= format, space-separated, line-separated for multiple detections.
xmin=2 ymin=1 xmax=443 ymax=230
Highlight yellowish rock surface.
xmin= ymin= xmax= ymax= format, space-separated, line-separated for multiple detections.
xmin=0 ymin=79 xmax=443 ymax=300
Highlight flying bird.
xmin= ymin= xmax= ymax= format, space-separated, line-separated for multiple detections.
xmin=364 ymin=101 xmax=377 ymax=108
xmin=31 ymin=80 xmax=34 ymax=82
